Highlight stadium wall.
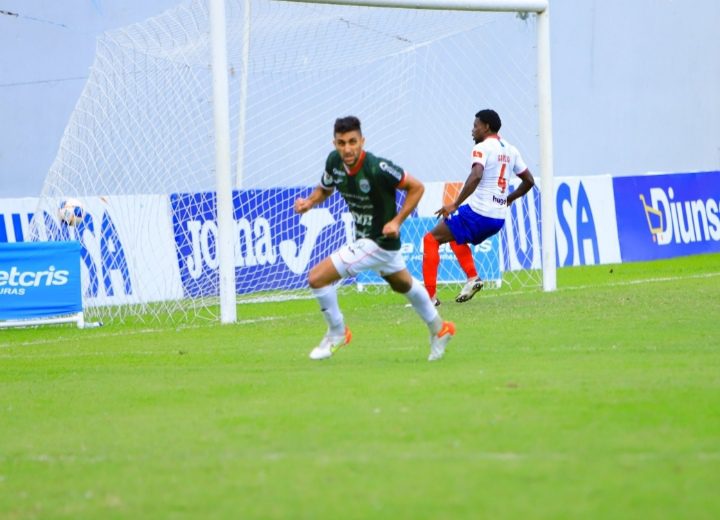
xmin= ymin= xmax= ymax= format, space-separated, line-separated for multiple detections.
xmin=1 ymin=170 xmax=718 ymax=305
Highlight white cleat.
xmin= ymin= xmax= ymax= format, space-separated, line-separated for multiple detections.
xmin=455 ymin=277 xmax=484 ymax=303
xmin=309 ymin=327 xmax=352 ymax=360
xmin=428 ymin=321 xmax=456 ymax=361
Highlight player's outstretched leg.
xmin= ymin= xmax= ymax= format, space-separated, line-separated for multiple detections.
xmin=309 ymin=326 xmax=352 ymax=360
xmin=455 ymin=277 xmax=484 ymax=303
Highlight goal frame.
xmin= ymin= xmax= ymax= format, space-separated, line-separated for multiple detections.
xmin=209 ymin=0 xmax=556 ymax=323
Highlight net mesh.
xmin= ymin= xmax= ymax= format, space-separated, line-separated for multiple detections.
xmin=31 ymin=0 xmax=543 ymax=323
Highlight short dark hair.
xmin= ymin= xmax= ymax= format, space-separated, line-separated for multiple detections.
xmin=334 ymin=116 xmax=362 ymax=135
xmin=475 ymin=109 xmax=502 ymax=133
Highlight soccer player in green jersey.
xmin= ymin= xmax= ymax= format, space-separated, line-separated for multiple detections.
xmin=294 ymin=116 xmax=455 ymax=361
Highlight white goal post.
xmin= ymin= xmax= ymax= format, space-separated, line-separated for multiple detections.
xmin=33 ymin=0 xmax=556 ymax=324
xmin=209 ymin=0 xmax=238 ymax=323
xmin=213 ymin=0 xmax=556 ymax=320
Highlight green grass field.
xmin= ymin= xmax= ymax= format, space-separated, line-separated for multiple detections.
xmin=2 ymin=254 xmax=719 ymax=519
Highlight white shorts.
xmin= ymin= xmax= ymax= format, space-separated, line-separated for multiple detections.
xmin=330 ymin=238 xmax=407 ymax=278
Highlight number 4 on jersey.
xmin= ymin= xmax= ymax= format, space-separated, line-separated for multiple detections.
xmin=497 ymin=163 xmax=507 ymax=193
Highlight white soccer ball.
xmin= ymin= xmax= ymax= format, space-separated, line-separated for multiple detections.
xmin=58 ymin=197 xmax=85 ymax=226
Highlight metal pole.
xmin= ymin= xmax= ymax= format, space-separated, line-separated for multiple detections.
xmin=209 ymin=0 xmax=238 ymax=322
xmin=537 ymin=6 xmax=556 ymax=291
xmin=280 ymin=0 xmax=547 ymax=12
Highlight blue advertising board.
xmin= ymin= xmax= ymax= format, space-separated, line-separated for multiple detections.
xmin=170 ymin=189 xmax=502 ymax=296
xmin=613 ymin=171 xmax=720 ymax=261
xmin=171 ymin=189 xmax=350 ymax=297
xmin=0 ymin=241 xmax=82 ymax=320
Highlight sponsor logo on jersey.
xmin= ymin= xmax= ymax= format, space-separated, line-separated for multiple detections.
xmin=332 ymin=168 xmax=346 ymax=177
xmin=379 ymin=161 xmax=403 ymax=182
xmin=322 ymin=171 xmax=335 ymax=186
xmin=492 ymin=195 xmax=507 ymax=206
xmin=359 ymin=179 xmax=371 ymax=194
xmin=473 ymin=150 xmax=483 ymax=158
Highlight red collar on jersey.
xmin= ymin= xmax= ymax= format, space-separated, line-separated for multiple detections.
xmin=344 ymin=150 xmax=366 ymax=176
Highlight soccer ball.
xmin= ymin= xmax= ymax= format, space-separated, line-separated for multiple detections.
xmin=58 ymin=198 xmax=85 ymax=226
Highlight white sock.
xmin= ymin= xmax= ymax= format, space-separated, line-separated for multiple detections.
xmin=403 ymin=278 xmax=442 ymax=334
xmin=312 ymin=285 xmax=345 ymax=336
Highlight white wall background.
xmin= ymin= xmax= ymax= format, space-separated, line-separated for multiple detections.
xmin=1 ymin=0 xmax=719 ymax=198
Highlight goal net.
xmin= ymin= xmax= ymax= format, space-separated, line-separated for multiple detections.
xmin=31 ymin=0 xmax=546 ymax=323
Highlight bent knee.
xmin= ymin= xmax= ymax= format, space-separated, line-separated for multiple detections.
xmin=384 ymin=272 xmax=413 ymax=293
xmin=307 ymin=260 xmax=341 ymax=289
xmin=307 ymin=271 xmax=325 ymax=289
xmin=390 ymin=281 xmax=412 ymax=294
xmin=423 ymin=232 xmax=439 ymax=248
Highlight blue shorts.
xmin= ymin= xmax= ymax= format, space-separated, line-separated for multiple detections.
xmin=445 ymin=205 xmax=505 ymax=245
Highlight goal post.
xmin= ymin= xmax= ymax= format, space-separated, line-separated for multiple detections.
xmin=536 ymin=2 xmax=556 ymax=292
xmin=222 ymin=0 xmax=556 ymax=318
xmin=32 ymin=0 xmax=556 ymax=324
xmin=284 ymin=0 xmax=547 ymax=10
xmin=273 ymin=0 xmax=556 ymax=292
xmin=209 ymin=0 xmax=238 ymax=323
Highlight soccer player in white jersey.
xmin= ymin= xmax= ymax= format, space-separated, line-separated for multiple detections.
xmin=422 ymin=109 xmax=535 ymax=303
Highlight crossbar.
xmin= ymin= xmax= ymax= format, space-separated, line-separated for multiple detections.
xmin=279 ymin=0 xmax=548 ymax=13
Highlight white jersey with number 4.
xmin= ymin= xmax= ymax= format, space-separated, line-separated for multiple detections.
xmin=467 ymin=135 xmax=528 ymax=220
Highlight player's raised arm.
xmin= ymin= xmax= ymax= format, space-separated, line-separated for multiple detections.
xmin=294 ymin=185 xmax=333 ymax=214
